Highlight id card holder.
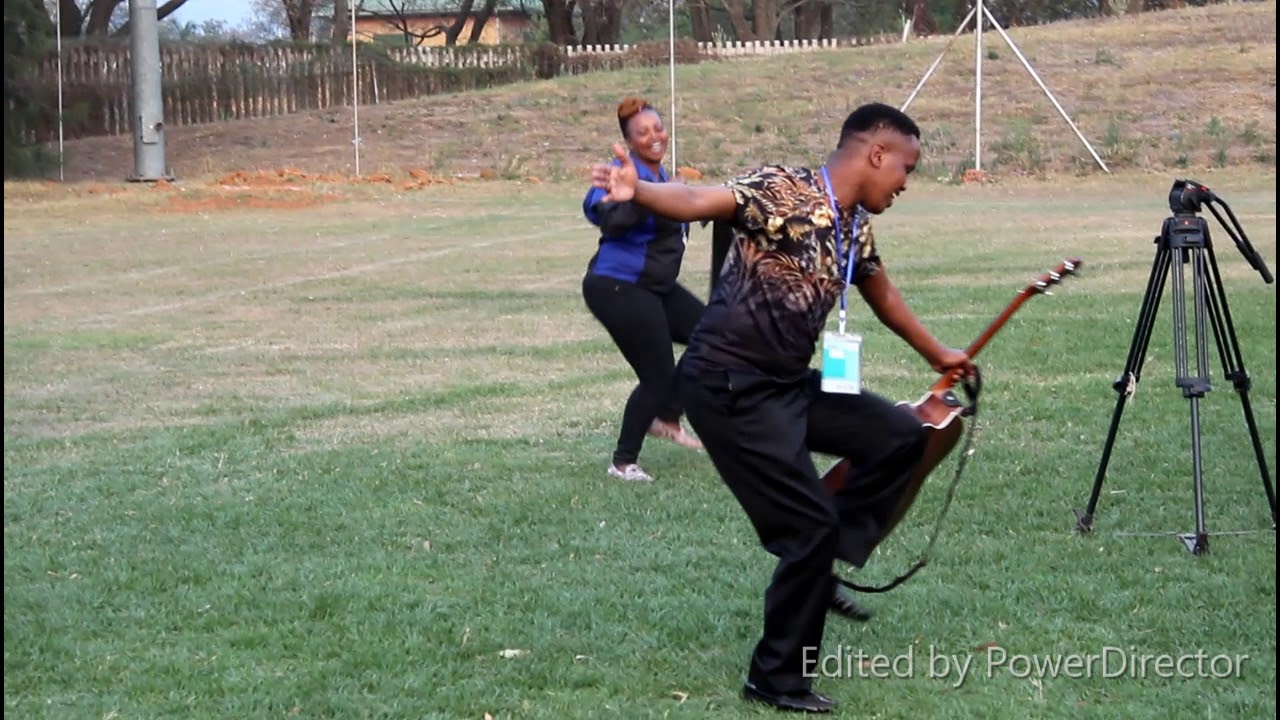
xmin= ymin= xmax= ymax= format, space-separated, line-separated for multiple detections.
xmin=821 ymin=331 xmax=862 ymax=394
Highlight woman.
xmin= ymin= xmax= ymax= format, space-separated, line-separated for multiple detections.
xmin=582 ymin=96 xmax=706 ymax=482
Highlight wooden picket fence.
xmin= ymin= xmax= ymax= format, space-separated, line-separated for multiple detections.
xmin=23 ymin=34 xmax=901 ymax=141
xmin=27 ymin=43 xmax=538 ymax=140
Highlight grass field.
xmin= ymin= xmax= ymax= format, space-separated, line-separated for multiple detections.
xmin=4 ymin=164 xmax=1275 ymax=718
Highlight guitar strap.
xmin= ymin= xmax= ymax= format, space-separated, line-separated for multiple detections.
xmin=836 ymin=367 xmax=984 ymax=594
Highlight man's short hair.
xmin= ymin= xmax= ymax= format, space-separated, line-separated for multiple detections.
xmin=838 ymin=103 xmax=920 ymax=148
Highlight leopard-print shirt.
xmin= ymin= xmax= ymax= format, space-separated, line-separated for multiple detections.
xmin=684 ymin=165 xmax=882 ymax=378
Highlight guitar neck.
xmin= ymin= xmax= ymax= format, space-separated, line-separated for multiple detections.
xmin=929 ymin=288 xmax=1038 ymax=392
xmin=964 ymin=290 xmax=1036 ymax=359
xmin=926 ymin=257 xmax=1079 ymax=393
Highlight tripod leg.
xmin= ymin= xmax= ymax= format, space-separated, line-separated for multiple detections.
xmin=1077 ymin=245 xmax=1172 ymax=533
xmin=1201 ymin=246 xmax=1278 ymax=524
xmin=1181 ymin=396 xmax=1210 ymax=555
xmin=1175 ymin=249 xmax=1212 ymax=555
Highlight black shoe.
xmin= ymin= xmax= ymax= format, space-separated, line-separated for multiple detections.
xmin=742 ymin=681 xmax=837 ymax=713
xmin=830 ymin=582 xmax=872 ymax=622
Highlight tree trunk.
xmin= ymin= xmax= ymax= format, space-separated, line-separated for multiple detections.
xmin=579 ymin=0 xmax=624 ymax=45
xmin=794 ymin=1 xmax=820 ymax=40
xmin=56 ymin=0 xmax=84 ymax=36
xmin=465 ymin=0 xmax=500 ymax=45
xmin=331 ymin=0 xmax=351 ymax=42
xmin=540 ymin=0 xmax=579 ymax=45
xmin=752 ymin=0 xmax=781 ymax=42
xmin=722 ymin=0 xmax=756 ymax=41
xmin=283 ymin=0 xmax=316 ymax=40
xmin=84 ymin=0 xmax=124 ymax=36
xmin=905 ymin=0 xmax=936 ymax=36
xmin=688 ymin=0 xmax=714 ymax=42
xmin=444 ymin=0 xmax=476 ymax=45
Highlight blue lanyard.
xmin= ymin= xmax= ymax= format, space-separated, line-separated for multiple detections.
xmin=820 ymin=166 xmax=859 ymax=333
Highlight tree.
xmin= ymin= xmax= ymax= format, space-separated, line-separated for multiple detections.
xmin=331 ymin=0 xmax=350 ymax=41
xmin=686 ymin=0 xmax=713 ymax=41
xmin=794 ymin=0 xmax=835 ymax=40
xmin=47 ymin=0 xmax=196 ymax=37
xmin=6 ymin=0 xmax=57 ymax=176
xmin=902 ymin=0 xmax=936 ymax=35
xmin=281 ymin=0 xmax=315 ymax=39
xmin=464 ymin=0 xmax=500 ymax=44
xmin=578 ymin=0 xmax=625 ymax=45
xmin=539 ymin=0 xmax=578 ymax=44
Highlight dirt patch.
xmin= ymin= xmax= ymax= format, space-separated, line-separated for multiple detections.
xmin=12 ymin=164 xmax=494 ymax=214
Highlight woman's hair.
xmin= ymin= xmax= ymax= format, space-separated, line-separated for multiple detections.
xmin=617 ymin=96 xmax=655 ymax=137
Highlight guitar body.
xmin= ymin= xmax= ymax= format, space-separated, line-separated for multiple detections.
xmin=821 ymin=389 xmax=965 ymax=527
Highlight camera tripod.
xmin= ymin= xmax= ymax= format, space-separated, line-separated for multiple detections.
xmin=1074 ymin=180 xmax=1276 ymax=555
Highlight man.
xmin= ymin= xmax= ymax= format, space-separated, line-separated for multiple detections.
xmin=590 ymin=102 xmax=973 ymax=713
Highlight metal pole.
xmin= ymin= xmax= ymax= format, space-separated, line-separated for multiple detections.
xmin=56 ymin=1 xmax=65 ymax=181
xmin=352 ymin=1 xmax=361 ymax=177
xmin=127 ymin=0 xmax=171 ymax=181
xmin=974 ymin=0 xmax=983 ymax=173
xmin=668 ymin=0 xmax=678 ymax=173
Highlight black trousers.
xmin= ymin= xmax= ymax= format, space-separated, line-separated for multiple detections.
xmin=677 ymin=362 xmax=926 ymax=693
xmin=582 ymin=273 xmax=706 ymax=466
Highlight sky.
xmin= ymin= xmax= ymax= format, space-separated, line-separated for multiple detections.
xmin=169 ymin=0 xmax=256 ymax=27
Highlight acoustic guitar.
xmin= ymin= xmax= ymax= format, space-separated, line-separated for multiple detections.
xmin=822 ymin=258 xmax=1083 ymax=537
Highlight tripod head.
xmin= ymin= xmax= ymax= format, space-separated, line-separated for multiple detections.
xmin=1168 ymin=178 xmax=1215 ymax=214
xmin=1165 ymin=178 xmax=1274 ymax=284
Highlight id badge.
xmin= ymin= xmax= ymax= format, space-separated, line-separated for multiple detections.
xmin=820 ymin=331 xmax=862 ymax=394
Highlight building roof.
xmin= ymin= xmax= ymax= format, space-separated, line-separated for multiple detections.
xmin=357 ymin=0 xmax=529 ymax=15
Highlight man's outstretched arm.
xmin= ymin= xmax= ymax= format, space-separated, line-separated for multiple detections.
xmin=591 ymin=143 xmax=737 ymax=223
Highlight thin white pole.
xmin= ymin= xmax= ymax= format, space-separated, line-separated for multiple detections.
xmin=981 ymin=4 xmax=1109 ymax=172
xmin=905 ymin=1 xmax=1107 ymax=176
xmin=56 ymin=1 xmax=65 ymax=181
xmin=974 ymin=0 xmax=983 ymax=172
xmin=668 ymin=0 xmax=677 ymax=173
xmin=351 ymin=1 xmax=360 ymax=176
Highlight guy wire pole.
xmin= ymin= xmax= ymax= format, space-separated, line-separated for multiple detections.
xmin=900 ymin=2 xmax=1108 ymax=174
xmin=1075 ymin=179 xmax=1276 ymax=555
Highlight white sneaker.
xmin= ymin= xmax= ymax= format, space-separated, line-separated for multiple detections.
xmin=607 ymin=463 xmax=653 ymax=482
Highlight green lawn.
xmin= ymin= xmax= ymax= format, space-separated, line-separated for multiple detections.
xmin=4 ymin=169 xmax=1275 ymax=719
